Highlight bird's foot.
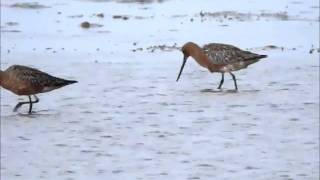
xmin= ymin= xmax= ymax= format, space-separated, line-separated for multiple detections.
xmin=201 ymin=89 xmax=222 ymax=93
xmin=225 ymin=89 xmax=238 ymax=93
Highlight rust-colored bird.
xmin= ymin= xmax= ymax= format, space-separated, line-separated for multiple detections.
xmin=176 ymin=42 xmax=267 ymax=90
xmin=0 ymin=65 xmax=77 ymax=114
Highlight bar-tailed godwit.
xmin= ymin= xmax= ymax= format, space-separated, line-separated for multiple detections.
xmin=176 ymin=42 xmax=267 ymax=90
xmin=0 ymin=65 xmax=77 ymax=114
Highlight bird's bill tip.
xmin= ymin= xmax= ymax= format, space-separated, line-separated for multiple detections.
xmin=176 ymin=56 xmax=187 ymax=82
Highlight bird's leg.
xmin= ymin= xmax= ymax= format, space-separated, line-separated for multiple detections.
xmin=217 ymin=73 xmax=225 ymax=89
xmin=229 ymin=72 xmax=238 ymax=90
xmin=13 ymin=95 xmax=40 ymax=113
xmin=13 ymin=96 xmax=32 ymax=112
xmin=33 ymin=95 xmax=39 ymax=104
xmin=28 ymin=95 xmax=39 ymax=114
xmin=28 ymin=95 xmax=33 ymax=114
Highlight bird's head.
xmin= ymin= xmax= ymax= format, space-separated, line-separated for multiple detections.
xmin=176 ymin=42 xmax=199 ymax=82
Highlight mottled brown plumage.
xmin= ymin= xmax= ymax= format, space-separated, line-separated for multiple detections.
xmin=176 ymin=42 xmax=267 ymax=90
xmin=0 ymin=65 xmax=77 ymax=114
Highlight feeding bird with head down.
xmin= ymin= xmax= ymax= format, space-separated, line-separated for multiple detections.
xmin=176 ymin=42 xmax=267 ymax=90
xmin=0 ymin=65 xmax=77 ymax=114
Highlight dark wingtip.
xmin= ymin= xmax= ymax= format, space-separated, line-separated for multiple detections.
xmin=259 ymin=54 xmax=268 ymax=59
xmin=66 ymin=80 xmax=78 ymax=85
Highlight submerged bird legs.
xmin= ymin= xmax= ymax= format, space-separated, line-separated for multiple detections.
xmin=13 ymin=95 xmax=39 ymax=114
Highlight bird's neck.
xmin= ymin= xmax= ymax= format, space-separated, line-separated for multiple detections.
xmin=189 ymin=45 xmax=210 ymax=68
xmin=0 ymin=70 xmax=4 ymax=86
xmin=0 ymin=70 xmax=8 ymax=87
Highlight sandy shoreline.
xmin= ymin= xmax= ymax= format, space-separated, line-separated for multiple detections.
xmin=1 ymin=0 xmax=319 ymax=179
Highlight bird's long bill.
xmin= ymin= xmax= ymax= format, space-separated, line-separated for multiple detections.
xmin=176 ymin=56 xmax=187 ymax=82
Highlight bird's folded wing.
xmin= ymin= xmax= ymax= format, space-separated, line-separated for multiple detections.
xmin=204 ymin=47 xmax=262 ymax=65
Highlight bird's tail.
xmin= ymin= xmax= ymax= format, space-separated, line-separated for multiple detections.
xmin=259 ymin=54 xmax=268 ymax=59
xmin=64 ymin=80 xmax=78 ymax=85
xmin=53 ymin=78 xmax=78 ymax=87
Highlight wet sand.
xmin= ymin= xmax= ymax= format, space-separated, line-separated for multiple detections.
xmin=1 ymin=0 xmax=319 ymax=179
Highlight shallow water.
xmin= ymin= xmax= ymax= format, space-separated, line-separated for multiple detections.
xmin=1 ymin=0 xmax=319 ymax=179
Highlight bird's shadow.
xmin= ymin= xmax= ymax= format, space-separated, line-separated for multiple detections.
xmin=200 ymin=88 xmax=260 ymax=94
xmin=17 ymin=109 xmax=58 ymax=118
xmin=200 ymin=89 xmax=238 ymax=94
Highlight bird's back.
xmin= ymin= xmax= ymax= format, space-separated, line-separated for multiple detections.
xmin=203 ymin=43 xmax=241 ymax=52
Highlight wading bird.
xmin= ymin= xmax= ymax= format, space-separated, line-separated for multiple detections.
xmin=0 ymin=65 xmax=77 ymax=114
xmin=176 ymin=42 xmax=267 ymax=90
